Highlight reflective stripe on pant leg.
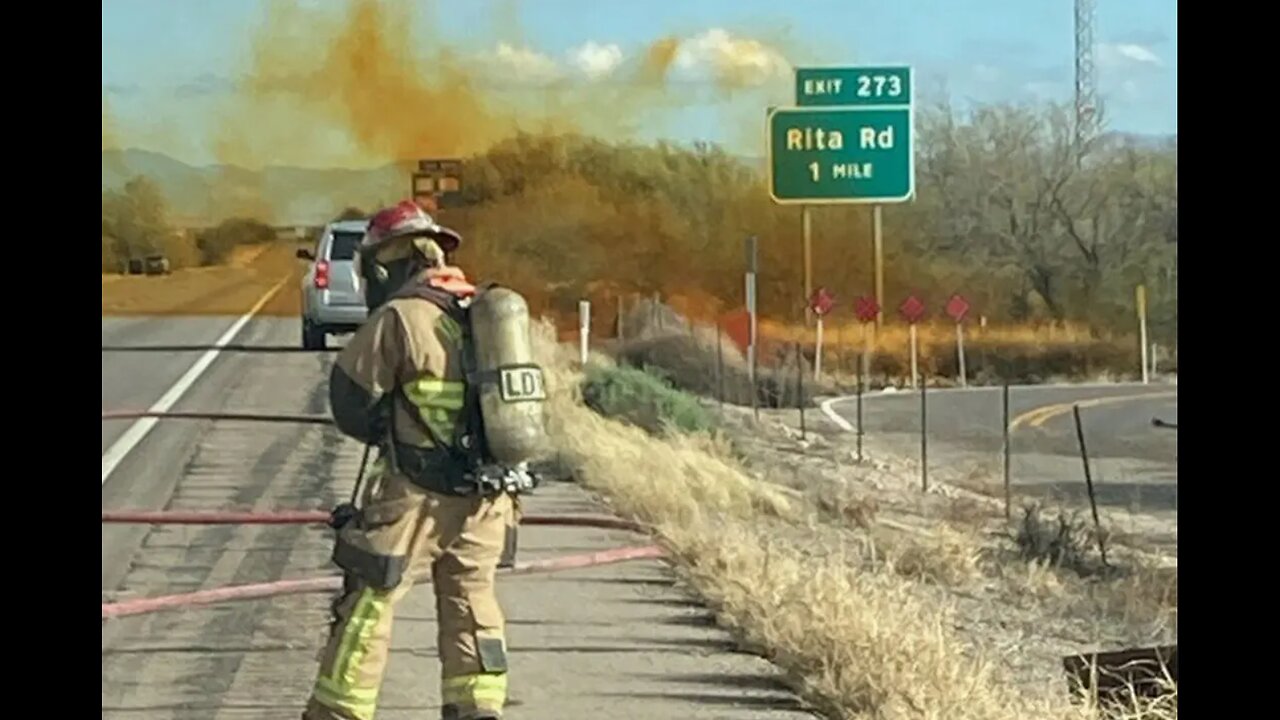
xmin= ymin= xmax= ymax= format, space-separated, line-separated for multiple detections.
xmin=435 ymin=494 xmax=512 ymax=715
xmin=441 ymin=673 xmax=508 ymax=712
xmin=311 ymin=586 xmax=392 ymax=720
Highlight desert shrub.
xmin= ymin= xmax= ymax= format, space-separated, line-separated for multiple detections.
xmin=196 ymin=217 xmax=276 ymax=265
xmin=580 ymin=363 xmax=715 ymax=436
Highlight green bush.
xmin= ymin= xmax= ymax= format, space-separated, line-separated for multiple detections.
xmin=581 ymin=364 xmax=715 ymax=436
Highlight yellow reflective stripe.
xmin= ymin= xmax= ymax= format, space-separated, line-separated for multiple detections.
xmin=312 ymin=677 xmax=378 ymax=720
xmin=441 ymin=673 xmax=508 ymax=706
xmin=402 ymin=376 xmax=465 ymax=444
xmin=436 ymin=315 xmax=464 ymax=346
xmin=318 ymin=587 xmax=390 ymax=718
xmin=402 ymin=377 xmax=465 ymax=409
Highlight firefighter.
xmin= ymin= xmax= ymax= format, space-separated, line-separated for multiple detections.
xmin=304 ymin=200 xmax=543 ymax=720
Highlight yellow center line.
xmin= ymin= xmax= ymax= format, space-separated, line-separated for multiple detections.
xmin=1008 ymin=391 xmax=1177 ymax=432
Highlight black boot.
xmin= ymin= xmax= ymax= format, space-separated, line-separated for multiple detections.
xmin=440 ymin=705 xmax=500 ymax=720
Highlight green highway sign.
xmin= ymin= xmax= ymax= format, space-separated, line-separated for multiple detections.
xmin=795 ymin=66 xmax=912 ymax=107
xmin=768 ymin=106 xmax=914 ymax=204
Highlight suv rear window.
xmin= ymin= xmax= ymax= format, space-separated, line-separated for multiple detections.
xmin=327 ymin=231 xmax=363 ymax=261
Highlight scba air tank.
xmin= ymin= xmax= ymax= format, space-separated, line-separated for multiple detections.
xmin=468 ymin=285 xmax=549 ymax=465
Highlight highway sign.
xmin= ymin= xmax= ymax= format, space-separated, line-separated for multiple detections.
xmin=413 ymin=157 xmax=463 ymax=209
xmin=768 ymin=107 xmax=914 ymax=204
xmin=854 ymin=296 xmax=879 ymax=323
xmin=898 ymin=295 xmax=925 ymax=324
xmin=945 ymin=294 xmax=971 ymax=323
xmin=795 ymin=66 xmax=912 ymax=107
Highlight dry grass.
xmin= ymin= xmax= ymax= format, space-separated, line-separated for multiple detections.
xmin=761 ymin=318 xmax=1103 ymax=350
xmin=755 ymin=318 xmax=1161 ymax=384
xmin=530 ymin=320 xmax=1176 ymax=719
xmin=100 ymin=243 xmax=304 ymax=317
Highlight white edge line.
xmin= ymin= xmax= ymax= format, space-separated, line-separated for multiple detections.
xmin=101 ymin=278 xmax=288 ymax=485
xmin=819 ymin=397 xmax=855 ymax=432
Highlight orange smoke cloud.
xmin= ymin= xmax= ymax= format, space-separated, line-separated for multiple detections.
xmin=210 ymin=0 xmax=798 ymax=173
xmin=102 ymin=93 xmax=117 ymax=152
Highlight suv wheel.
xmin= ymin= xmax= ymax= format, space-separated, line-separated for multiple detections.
xmin=302 ymin=320 xmax=326 ymax=350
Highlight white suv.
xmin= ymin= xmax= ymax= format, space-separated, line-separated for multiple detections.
xmin=296 ymin=220 xmax=369 ymax=350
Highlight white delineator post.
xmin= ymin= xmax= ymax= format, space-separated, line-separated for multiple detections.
xmin=814 ymin=316 xmax=825 ymax=381
xmin=909 ymin=322 xmax=919 ymax=390
xmin=1136 ymin=284 xmax=1149 ymax=384
xmin=578 ymin=300 xmax=591 ymax=366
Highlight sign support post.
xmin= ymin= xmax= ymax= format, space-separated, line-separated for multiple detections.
xmin=814 ymin=318 xmax=824 ymax=380
xmin=803 ymin=206 xmax=814 ymax=326
xmin=873 ymin=204 xmax=885 ymax=331
xmin=808 ymin=288 xmax=836 ymax=381
xmin=898 ymin=294 xmax=925 ymax=389
xmin=854 ymin=295 xmax=880 ymax=387
xmin=945 ymin=294 xmax=972 ymax=388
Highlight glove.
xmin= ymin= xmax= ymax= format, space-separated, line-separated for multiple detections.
xmin=329 ymin=502 xmax=358 ymax=530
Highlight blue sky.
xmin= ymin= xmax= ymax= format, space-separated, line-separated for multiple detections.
xmin=102 ymin=0 xmax=1177 ymax=168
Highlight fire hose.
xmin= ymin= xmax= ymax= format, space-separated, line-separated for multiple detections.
xmin=101 ymin=408 xmax=667 ymax=621
xmin=102 ymin=509 xmax=665 ymax=620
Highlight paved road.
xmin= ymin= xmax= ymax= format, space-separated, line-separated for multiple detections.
xmin=101 ymin=315 xmax=290 ymax=594
xmin=101 ymin=315 xmax=814 ymax=719
xmin=821 ymin=383 xmax=1177 ymax=548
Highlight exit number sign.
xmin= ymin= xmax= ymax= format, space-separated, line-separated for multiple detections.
xmin=795 ymin=66 xmax=912 ymax=107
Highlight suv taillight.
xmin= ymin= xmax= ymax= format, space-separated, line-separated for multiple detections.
xmin=314 ymin=260 xmax=330 ymax=289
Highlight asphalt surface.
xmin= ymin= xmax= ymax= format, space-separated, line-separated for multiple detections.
xmin=101 ymin=314 xmax=815 ymax=719
xmin=822 ymin=383 xmax=1178 ymax=548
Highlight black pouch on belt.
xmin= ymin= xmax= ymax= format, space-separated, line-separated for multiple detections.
xmin=330 ymin=520 xmax=408 ymax=591
xmin=395 ymin=442 xmax=476 ymax=496
xmin=332 ymin=535 xmax=406 ymax=591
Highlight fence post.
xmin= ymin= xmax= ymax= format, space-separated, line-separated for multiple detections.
xmin=1071 ymin=404 xmax=1109 ymax=567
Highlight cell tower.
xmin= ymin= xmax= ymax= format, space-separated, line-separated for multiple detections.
xmin=1074 ymin=0 xmax=1098 ymax=149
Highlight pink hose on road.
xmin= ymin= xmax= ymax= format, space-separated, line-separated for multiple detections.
xmin=100 ymin=409 xmax=667 ymax=620
xmin=101 ymin=544 xmax=667 ymax=620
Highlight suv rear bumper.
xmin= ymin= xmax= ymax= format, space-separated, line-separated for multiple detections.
xmin=308 ymin=304 xmax=368 ymax=328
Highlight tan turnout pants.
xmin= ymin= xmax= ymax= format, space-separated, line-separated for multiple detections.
xmin=303 ymin=469 xmax=514 ymax=720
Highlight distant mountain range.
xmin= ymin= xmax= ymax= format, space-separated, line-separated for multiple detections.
xmin=102 ymin=130 xmax=1174 ymax=227
xmin=101 ymin=149 xmax=410 ymax=227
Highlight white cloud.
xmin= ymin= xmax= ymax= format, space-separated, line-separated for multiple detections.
xmin=1023 ymin=81 xmax=1059 ymax=101
xmin=491 ymin=43 xmax=563 ymax=83
xmin=1099 ymin=42 xmax=1163 ymax=68
xmin=972 ymin=64 xmax=1002 ymax=83
xmin=673 ymin=28 xmax=791 ymax=86
xmin=571 ymin=41 xmax=624 ymax=80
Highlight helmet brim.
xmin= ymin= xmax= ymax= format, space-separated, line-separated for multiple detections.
xmin=424 ymin=226 xmax=462 ymax=252
xmin=363 ymin=225 xmax=463 ymax=253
